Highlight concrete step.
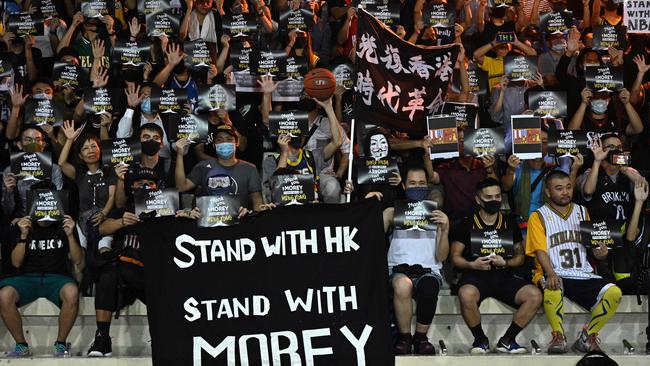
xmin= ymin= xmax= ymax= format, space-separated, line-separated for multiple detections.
xmin=0 ymin=355 xmax=647 ymax=366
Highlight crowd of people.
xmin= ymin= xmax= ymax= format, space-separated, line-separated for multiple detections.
xmin=0 ymin=0 xmax=648 ymax=360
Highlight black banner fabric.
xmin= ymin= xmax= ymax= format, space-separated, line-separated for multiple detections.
xmin=355 ymin=9 xmax=458 ymax=135
xmin=511 ymin=115 xmax=542 ymax=160
xmin=135 ymin=188 xmax=179 ymax=218
xmin=270 ymin=174 xmax=315 ymax=205
xmin=268 ymin=110 xmax=309 ymax=137
xmin=529 ymin=90 xmax=567 ymax=118
xmin=547 ymin=130 xmax=588 ymax=157
xmin=592 ymin=25 xmax=627 ymax=51
xmin=585 ymin=66 xmax=624 ymax=92
xmin=27 ymin=189 xmax=67 ymax=222
xmin=470 ymin=228 xmax=515 ymax=258
xmin=463 ymin=128 xmax=506 ymax=157
xmin=356 ymin=156 xmax=400 ymax=185
xmin=10 ymin=152 xmax=52 ymax=180
xmin=101 ymin=139 xmax=141 ymax=167
xmin=7 ymin=13 xmax=44 ymax=37
xmin=138 ymin=200 xmax=393 ymax=366
xmin=393 ymin=200 xmax=438 ymax=231
xmin=579 ymin=220 xmax=623 ymax=248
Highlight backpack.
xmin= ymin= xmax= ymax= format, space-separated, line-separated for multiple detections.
xmin=576 ymin=351 xmax=619 ymax=366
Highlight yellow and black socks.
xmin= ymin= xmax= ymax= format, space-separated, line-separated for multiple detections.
xmin=586 ymin=285 xmax=622 ymax=335
xmin=543 ymin=288 xmax=564 ymax=334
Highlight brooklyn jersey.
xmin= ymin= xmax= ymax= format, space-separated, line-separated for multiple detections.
xmin=536 ymin=204 xmax=600 ymax=280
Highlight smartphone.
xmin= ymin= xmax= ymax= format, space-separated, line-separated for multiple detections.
xmin=496 ymin=32 xmax=515 ymax=44
xmin=609 ymin=151 xmax=630 ymax=166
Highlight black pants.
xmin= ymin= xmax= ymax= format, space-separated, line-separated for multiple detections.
xmin=94 ymin=261 xmax=146 ymax=313
xmin=617 ymin=275 xmax=650 ymax=341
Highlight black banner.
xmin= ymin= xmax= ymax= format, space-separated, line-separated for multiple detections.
xmin=580 ymin=220 xmax=623 ymax=248
xmin=270 ymin=174 xmax=315 ymax=205
xmin=268 ymin=110 xmax=309 ymax=137
xmin=592 ymin=25 xmax=627 ymax=51
xmin=470 ymin=228 xmax=514 ymax=258
xmin=33 ymin=0 xmax=59 ymax=18
xmin=529 ymin=90 xmax=567 ymax=118
xmin=394 ymin=200 xmax=438 ymax=231
xmin=24 ymin=98 xmax=64 ymax=127
xmin=279 ymin=7 xmax=315 ymax=32
xmin=53 ymin=62 xmax=89 ymax=89
xmin=452 ymin=63 xmax=488 ymax=96
xmin=427 ymin=115 xmax=459 ymax=159
xmin=196 ymin=85 xmax=236 ymax=112
xmin=10 ymin=152 xmax=52 ymax=180
xmin=135 ymin=188 xmax=179 ymax=218
xmin=442 ymin=102 xmax=478 ymax=129
xmin=137 ymin=200 xmax=393 ymax=366
xmin=540 ymin=11 xmax=573 ymax=34
xmin=422 ymin=2 xmax=455 ymax=27
xmin=112 ymin=41 xmax=149 ymax=66
xmin=222 ymin=13 xmax=257 ymax=37
xmin=511 ymin=115 xmax=542 ymax=160
xmin=7 ymin=12 xmax=44 ymax=37
xmin=547 ymin=130 xmax=588 ymax=157
xmin=364 ymin=2 xmax=401 ymax=26
xmin=463 ymin=128 xmax=506 ymax=157
xmin=333 ymin=63 xmax=355 ymax=90
xmin=167 ymin=114 xmax=209 ymax=142
xmin=585 ymin=66 xmax=624 ymax=92
xmin=185 ymin=39 xmax=212 ymax=70
xmin=196 ymin=195 xmax=240 ymax=227
xmin=101 ymin=138 xmax=141 ymax=167
xmin=27 ymin=189 xmax=67 ymax=222
xmin=355 ymin=9 xmax=458 ymax=134
xmin=356 ymin=156 xmax=399 ymax=185
xmin=150 ymin=87 xmax=188 ymax=114
xmin=505 ymin=55 xmax=538 ymax=81
xmin=83 ymin=87 xmax=118 ymax=115
xmin=250 ymin=50 xmax=287 ymax=76
xmin=146 ymin=10 xmax=180 ymax=37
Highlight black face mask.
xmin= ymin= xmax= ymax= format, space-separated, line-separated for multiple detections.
xmin=296 ymin=98 xmax=317 ymax=111
xmin=491 ymin=7 xmax=506 ymax=19
xmin=141 ymin=140 xmax=161 ymax=156
xmin=481 ymin=199 xmax=501 ymax=215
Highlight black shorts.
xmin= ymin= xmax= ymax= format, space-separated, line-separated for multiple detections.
xmin=94 ymin=261 xmax=146 ymax=312
xmin=562 ymin=278 xmax=613 ymax=311
xmin=459 ymin=270 xmax=531 ymax=308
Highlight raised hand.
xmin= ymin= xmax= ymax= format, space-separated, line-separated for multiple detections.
xmin=92 ymin=38 xmax=105 ymax=59
xmin=3 ymin=173 xmax=16 ymax=193
xmin=591 ymin=137 xmax=608 ymax=162
xmin=278 ymin=134 xmax=291 ymax=153
xmin=129 ymin=17 xmax=141 ymax=38
xmin=62 ymin=215 xmax=76 ymax=236
xmin=580 ymin=87 xmax=592 ymax=104
xmin=62 ymin=120 xmax=80 ymax=140
xmin=619 ymin=88 xmax=631 ymax=105
xmin=634 ymin=179 xmax=649 ymax=202
xmin=124 ymin=83 xmax=142 ymax=108
xmin=256 ymin=74 xmax=277 ymax=94
xmin=10 ymin=84 xmax=29 ymax=107
xmin=165 ymin=43 xmax=185 ymax=66
xmin=507 ymin=154 xmax=521 ymax=170
xmin=92 ymin=67 xmax=109 ymax=88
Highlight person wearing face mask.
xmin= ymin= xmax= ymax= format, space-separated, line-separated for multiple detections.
xmin=1 ymin=127 xmax=64 ymax=219
xmin=6 ymin=79 xmax=59 ymax=143
xmin=451 ymin=178 xmax=542 ymax=354
xmin=538 ymin=32 xmax=567 ymax=87
xmin=478 ymin=2 xmax=527 ymax=44
xmin=114 ymin=124 xmax=170 ymax=209
xmin=87 ymin=168 xmax=159 ymax=357
xmin=174 ymin=124 xmax=264 ymax=211
xmin=526 ymin=170 xmax=621 ymax=354
xmin=590 ymin=0 xmax=622 ymax=27
xmin=117 ymin=83 xmax=173 ymax=162
xmin=365 ymin=165 xmax=449 ymax=355
xmin=568 ymin=87 xmax=644 ymax=137
xmin=285 ymin=30 xmax=319 ymax=69
xmin=194 ymin=110 xmax=248 ymax=161
xmin=555 ymin=33 xmax=600 ymax=117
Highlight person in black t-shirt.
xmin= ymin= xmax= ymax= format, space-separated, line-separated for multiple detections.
xmin=450 ymin=178 xmax=541 ymax=355
xmin=0 ymin=189 xmax=82 ymax=357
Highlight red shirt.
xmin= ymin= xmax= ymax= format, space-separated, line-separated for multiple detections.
xmin=436 ymin=158 xmax=487 ymax=220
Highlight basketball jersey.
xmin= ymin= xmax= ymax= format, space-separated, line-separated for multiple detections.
xmin=536 ymin=203 xmax=600 ymax=280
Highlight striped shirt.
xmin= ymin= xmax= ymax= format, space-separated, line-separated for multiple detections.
xmin=526 ymin=203 xmax=601 ymax=282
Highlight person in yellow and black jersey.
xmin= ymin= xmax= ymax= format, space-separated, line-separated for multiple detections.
xmin=526 ymin=170 xmax=622 ymax=355
xmin=451 ymin=178 xmax=542 ymax=355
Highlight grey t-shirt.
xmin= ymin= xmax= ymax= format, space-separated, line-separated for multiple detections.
xmin=187 ymin=159 xmax=261 ymax=209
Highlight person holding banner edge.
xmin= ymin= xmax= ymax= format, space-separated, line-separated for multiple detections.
xmin=451 ymin=178 xmax=542 ymax=354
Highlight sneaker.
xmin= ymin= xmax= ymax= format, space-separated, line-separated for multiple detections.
xmin=393 ymin=335 xmax=412 ymax=355
xmin=413 ymin=337 xmax=436 ymax=355
xmin=88 ymin=334 xmax=113 ymax=357
xmin=572 ymin=329 xmax=602 ymax=353
xmin=496 ymin=337 xmax=527 ymax=354
xmin=470 ymin=338 xmax=490 ymax=355
xmin=6 ymin=343 xmax=31 ymax=358
xmin=53 ymin=342 xmax=70 ymax=357
xmin=548 ymin=331 xmax=567 ymax=354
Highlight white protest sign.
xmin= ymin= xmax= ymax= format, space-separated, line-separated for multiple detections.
xmin=625 ymin=0 xmax=650 ymax=33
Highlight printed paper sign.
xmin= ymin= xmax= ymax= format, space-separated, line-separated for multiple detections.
xmin=394 ymin=200 xmax=438 ymax=231
xmin=511 ymin=115 xmax=542 ymax=160
xmin=197 ymin=195 xmax=240 ymax=227
xmin=270 ymin=174 xmax=315 ymax=205
xmin=547 ymin=130 xmax=588 ymax=157
xmin=463 ymin=128 xmax=506 ymax=157
xmin=580 ymin=220 xmax=623 ymax=248
xmin=135 ymin=188 xmax=179 ymax=218
xmin=427 ymin=115 xmax=459 ymax=160
xmin=10 ymin=152 xmax=52 ymax=180
xmin=101 ymin=139 xmax=141 ymax=167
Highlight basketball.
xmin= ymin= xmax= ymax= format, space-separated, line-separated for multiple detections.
xmin=303 ymin=68 xmax=336 ymax=101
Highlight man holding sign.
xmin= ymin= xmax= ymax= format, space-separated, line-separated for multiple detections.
xmin=526 ymin=170 xmax=622 ymax=353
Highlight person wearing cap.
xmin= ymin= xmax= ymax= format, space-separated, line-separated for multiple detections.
xmin=87 ymin=167 xmax=159 ymax=357
xmin=174 ymin=124 xmax=264 ymax=211
xmin=0 ymin=181 xmax=82 ymax=358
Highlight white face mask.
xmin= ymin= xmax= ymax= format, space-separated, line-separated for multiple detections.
xmin=551 ymin=40 xmax=567 ymax=52
xmin=591 ymin=99 xmax=609 ymax=114
xmin=369 ymin=134 xmax=389 ymax=160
